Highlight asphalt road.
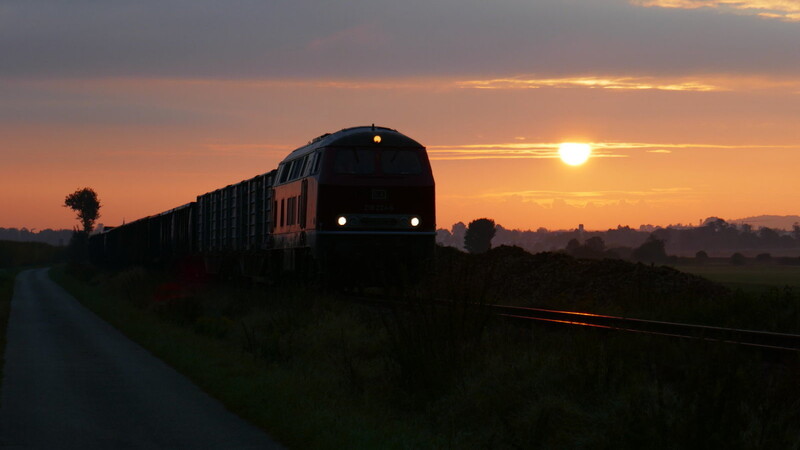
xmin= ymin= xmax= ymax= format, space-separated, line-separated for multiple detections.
xmin=0 ymin=268 xmax=284 ymax=449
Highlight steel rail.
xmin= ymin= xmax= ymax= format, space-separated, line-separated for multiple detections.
xmin=344 ymin=294 xmax=800 ymax=352
xmin=489 ymin=303 xmax=800 ymax=352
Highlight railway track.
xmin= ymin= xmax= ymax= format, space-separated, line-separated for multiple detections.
xmin=346 ymin=294 xmax=800 ymax=352
xmin=489 ymin=303 xmax=800 ymax=352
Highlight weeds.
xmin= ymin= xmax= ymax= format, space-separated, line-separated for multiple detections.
xmin=51 ymin=248 xmax=800 ymax=449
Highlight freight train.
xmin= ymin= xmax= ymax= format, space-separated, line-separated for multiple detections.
xmin=89 ymin=126 xmax=436 ymax=282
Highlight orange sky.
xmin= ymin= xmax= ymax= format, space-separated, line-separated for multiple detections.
xmin=2 ymin=1 xmax=800 ymax=232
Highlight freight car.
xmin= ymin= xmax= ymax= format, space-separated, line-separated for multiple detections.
xmin=89 ymin=126 xmax=436 ymax=282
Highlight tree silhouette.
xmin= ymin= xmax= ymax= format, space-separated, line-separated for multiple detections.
xmin=756 ymin=253 xmax=772 ymax=263
xmin=584 ymin=236 xmax=605 ymax=253
xmin=632 ymin=234 xmax=667 ymax=263
xmin=64 ymin=187 xmax=101 ymax=234
xmin=731 ymin=252 xmax=746 ymax=266
xmin=565 ymin=238 xmax=581 ymax=253
xmin=464 ymin=218 xmax=496 ymax=254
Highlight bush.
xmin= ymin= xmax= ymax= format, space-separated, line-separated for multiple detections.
xmin=0 ymin=240 xmax=62 ymax=268
xmin=731 ymin=252 xmax=747 ymax=266
xmin=756 ymin=253 xmax=772 ymax=263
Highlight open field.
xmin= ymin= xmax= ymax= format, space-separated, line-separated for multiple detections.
xmin=50 ymin=261 xmax=800 ymax=448
xmin=674 ymin=264 xmax=800 ymax=294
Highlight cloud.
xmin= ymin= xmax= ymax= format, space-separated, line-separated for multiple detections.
xmin=443 ymin=187 xmax=697 ymax=208
xmin=457 ymin=74 xmax=800 ymax=93
xmin=3 ymin=0 xmax=800 ymax=80
xmin=630 ymin=0 xmax=800 ymax=21
xmin=428 ymin=141 xmax=800 ymax=161
xmin=456 ymin=76 xmax=722 ymax=92
xmin=427 ymin=143 xmax=627 ymax=161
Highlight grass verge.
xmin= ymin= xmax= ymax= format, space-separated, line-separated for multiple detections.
xmin=675 ymin=264 xmax=800 ymax=294
xmin=50 ymin=265 xmax=436 ymax=449
xmin=51 ymin=262 xmax=800 ymax=448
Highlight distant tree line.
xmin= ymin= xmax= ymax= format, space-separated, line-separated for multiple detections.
xmin=438 ymin=216 xmax=800 ymax=261
xmin=0 ymin=241 xmax=63 ymax=268
xmin=0 ymin=228 xmax=73 ymax=247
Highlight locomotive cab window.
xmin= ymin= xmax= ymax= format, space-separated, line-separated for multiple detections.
xmin=289 ymin=155 xmax=308 ymax=180
xmin=334 ymin=149 xmax=375 ymax=174
xmin=307 ymin=152 xmax=319 ymax=175
xmin=278 ymin=162 xmax=292 ymax=183
xmin=311 ymin=150 xmax=323 ymax=174
xmin=381 ymin=149 xmax=423 ymax=175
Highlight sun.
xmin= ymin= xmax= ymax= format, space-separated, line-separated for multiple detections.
xmin=558 ymin=143 xmax=592 ymax=166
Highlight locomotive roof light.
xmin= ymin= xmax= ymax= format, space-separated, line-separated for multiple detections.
xmin=410 ymin=216 xmax=420 ymax=227
xmin=337 ymin=216 xmax=348 ymax=226
xmin=373 ymin=135 xmax=382 ymax=144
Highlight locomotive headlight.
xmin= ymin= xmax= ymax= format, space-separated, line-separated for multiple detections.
xmin=337 ymin=216 xmax=347 ymax=226
xmin=410 ymin=216 xmax=420 ymax=227
xmin=373 ymin=135 xmax=382 ymax=143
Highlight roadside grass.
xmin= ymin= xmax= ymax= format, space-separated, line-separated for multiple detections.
xmin=52 ymin=262 xmax=800 ymax=448
xmin=51 ymin=264 xmax=437 ymax=449
xmin=675 ymin=264 xmax=800 ymax=294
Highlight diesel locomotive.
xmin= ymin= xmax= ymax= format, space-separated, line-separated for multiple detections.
xmin=89 ymin=126 xmax=436 ymax=281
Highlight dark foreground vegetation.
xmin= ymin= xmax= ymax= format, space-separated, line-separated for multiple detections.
xmin=53 ymin=246 xmax=800 ymax=448
xmin=429 ymin=246 xmax=800 ymax=334
xmin=0 ymin=240 xmax=62 ymax=269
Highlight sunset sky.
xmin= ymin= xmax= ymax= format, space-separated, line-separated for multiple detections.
xmin=2 ymin=0 xmax=799 ymax=232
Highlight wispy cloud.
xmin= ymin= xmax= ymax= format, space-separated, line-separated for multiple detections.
xmin=427 ymin=143 xmax=627 ymax=161
xmin=456 ymin=76 xmax=723 ymax=92
xmin=12 ymin=74 xmax=800 ymax=96
xmin=630 ymin=0 xmax=800 ymax=22
xmin=447 ymin=187 xmax=698 ymax=208
xmin=428 ymin=141 xmax=798 ymax=161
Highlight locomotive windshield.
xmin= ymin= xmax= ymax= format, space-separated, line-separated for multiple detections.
xmin=381 ymin=149 xmax=423 ymax=175
xmin=333 ymin=148 xmax=424 ymax=175
xmin=334 ymin=149 xmax=375 ymax=174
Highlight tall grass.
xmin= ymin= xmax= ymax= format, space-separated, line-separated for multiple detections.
xmin=52 ymin=260 xmax=800 ymax=448
xmin=0 ymin=240 xmax=62 ymax=268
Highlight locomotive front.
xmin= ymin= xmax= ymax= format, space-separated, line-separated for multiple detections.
xmin=312 ymin=126 xmax=435 ymax=281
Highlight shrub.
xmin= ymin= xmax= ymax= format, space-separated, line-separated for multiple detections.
xmin=731 ymin=252 xmax=747 ymax=266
